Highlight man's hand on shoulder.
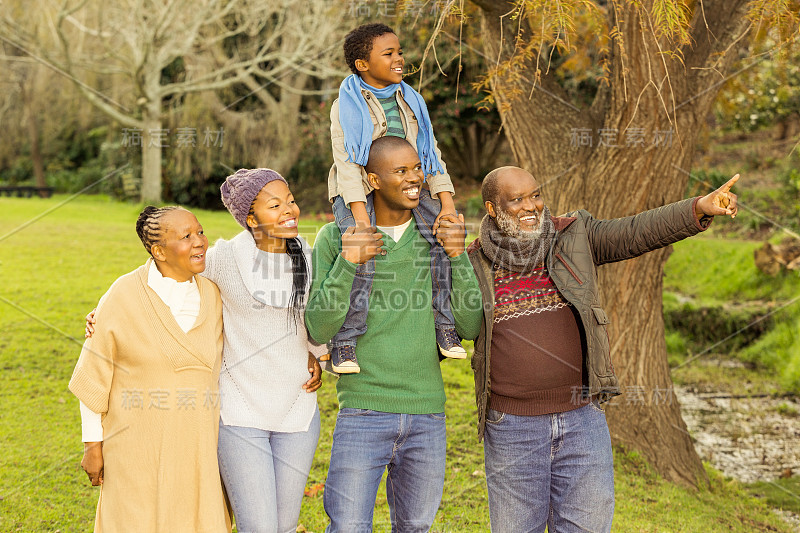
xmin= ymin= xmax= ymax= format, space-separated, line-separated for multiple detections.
xmin=436 ymin=213 xmax=467 ymax=258
xmin=695 ymin=173 xmax=740 ymax=220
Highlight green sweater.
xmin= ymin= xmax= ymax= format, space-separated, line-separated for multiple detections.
xmin=306 ymin=219 xmax=482 ymax=414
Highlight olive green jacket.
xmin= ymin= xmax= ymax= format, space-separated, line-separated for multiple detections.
xmin=466 ymin=197 xmax=710 ymax=440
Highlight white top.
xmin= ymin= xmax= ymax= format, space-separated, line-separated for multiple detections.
xmin=80 ymin=262 xmax=201 ymax=442
xmin=146 ymin=261 xmax=201 ymax=331
xmin=202 ymin=231 xmax=321 ymax=433
xmin=377 ymin=217 xmax=412 ymax=243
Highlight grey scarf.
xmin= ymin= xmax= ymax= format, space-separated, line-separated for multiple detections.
xmin=479 ymin=207 xmax=555 ymax=274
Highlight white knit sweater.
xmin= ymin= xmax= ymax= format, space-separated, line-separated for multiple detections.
xmin=204 ymin=231 xmax=319 ymax=433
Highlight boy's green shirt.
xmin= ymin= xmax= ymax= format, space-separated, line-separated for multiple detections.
xmin=306 ymin=219 xmax=482 ymax=414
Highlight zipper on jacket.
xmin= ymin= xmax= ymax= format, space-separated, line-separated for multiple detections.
xmin=555 ymin=253 xmax=583 ymax=285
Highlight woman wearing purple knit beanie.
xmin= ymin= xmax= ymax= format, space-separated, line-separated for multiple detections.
xmin=211 ymin=168 xmax=325 ymax=533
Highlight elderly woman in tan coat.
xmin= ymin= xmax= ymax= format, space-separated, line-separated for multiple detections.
xmin=69 ymin=206 xmax=228 ymax=533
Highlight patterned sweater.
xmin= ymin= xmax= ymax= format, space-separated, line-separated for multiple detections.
xmin=489 ymin=264 xmax=589 ymax=415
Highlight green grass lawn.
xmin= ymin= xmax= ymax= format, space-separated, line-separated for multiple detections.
xmin=0 ymin=195 xmax=794 ymax=532
xmin=663 ymin=233 xmax=800 ymax=392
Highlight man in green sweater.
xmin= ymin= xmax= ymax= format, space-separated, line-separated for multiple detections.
xmin=306 ymin=136 xmax=482 ymax=531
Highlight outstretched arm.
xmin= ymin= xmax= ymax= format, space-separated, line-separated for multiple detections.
xmin=436 ymin=214 xmax=483 ymax=340
xmin=587 ymin=174 xmax=741 ymax=265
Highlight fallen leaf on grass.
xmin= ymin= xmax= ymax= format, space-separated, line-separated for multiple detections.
xmin=304 ymin=482 xmax=325 ymax=497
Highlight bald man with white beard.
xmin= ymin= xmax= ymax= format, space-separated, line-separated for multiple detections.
xmin=465 ymin=166 xmax=740 ymax=533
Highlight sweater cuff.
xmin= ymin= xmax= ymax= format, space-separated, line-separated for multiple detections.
xmin=690 ymin=196 xmax=713 ymax=231
xmin=450 ymin=251 xmax=474 ymax=279
xmin=69 ymin=368 xmax=110 ymax=415
xmin=331 ymin=252 xmax=359 ymax=279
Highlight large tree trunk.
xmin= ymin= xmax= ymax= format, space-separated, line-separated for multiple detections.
xmin=20 ymin=73 xmax=46 ymax=191
xmin=472 ymin=0 xmax=751 ymax=487
xmin=141 ymin=91 xmax=163 ymax=203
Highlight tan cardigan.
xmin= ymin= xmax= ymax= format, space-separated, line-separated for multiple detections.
xmin=327 ymin=87 xmax=455 ymax=206
xmin=69 ymin=261 xmax=228 ymax=533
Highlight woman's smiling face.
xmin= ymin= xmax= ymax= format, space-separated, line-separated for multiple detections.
xmin=247 ymin=180 xmax=301 ymax=251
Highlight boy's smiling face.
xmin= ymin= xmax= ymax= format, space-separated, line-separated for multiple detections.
xmin=356 ymin=32 xmax=404 ymax=88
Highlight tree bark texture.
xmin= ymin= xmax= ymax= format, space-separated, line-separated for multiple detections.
xmin=472 ymin=0 xmax=752 ymax=487
xmin=20 ymin=71 xmax=46 ymax=190
xmin=141 ymin=91 xmax=163 ymax=203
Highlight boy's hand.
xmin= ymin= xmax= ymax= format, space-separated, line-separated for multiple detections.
xmin=341 ymin=224 xmax=385 ymax=264
xmin=436 ymin=214 xmax=467 ymax=257
xmin=433 ymin=209 xmax=458 ymax=239
xmin=696 ymin=174 xmax=740 ymax=219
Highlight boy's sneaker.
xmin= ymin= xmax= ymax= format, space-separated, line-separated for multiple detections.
xmin=331 ymin=344 xmax=361 ymax=374
xmin=437 ymin=328 xmax=466 ymax=359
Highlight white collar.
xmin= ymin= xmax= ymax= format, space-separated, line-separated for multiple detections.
xmin=376 ymin=217 xmax=412 ymax=242
xmin=147 ymin=260 xmax=197 ymax=312
xmin=147 ymin=259 xmax=195 ymax=288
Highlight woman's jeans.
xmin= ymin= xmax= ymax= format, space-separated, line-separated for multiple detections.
xmin=330 ymin=189 xmax=455 ymax=349
xmin=483 ymin=402 xmax=615 ymax=533
xmin=217 ymin=407 xmax=321 ymax=533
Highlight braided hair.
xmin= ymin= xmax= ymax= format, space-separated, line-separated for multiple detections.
xmin=135 ymin=205 xmax=181 ymax=256
xmin=285 ymin=236 xmax=309 ymax=330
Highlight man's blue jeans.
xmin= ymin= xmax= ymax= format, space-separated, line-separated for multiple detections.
xmin=330 ymin=188 xmax=455 ymax=349
xmin=483 ymin=402 xmax=615 ymax=533
xmin=323 ymin=408 xmax=447 ymax=532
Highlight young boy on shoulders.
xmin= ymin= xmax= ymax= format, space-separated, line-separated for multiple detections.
xmin=327 ymin=22 xmax=464 ymax=373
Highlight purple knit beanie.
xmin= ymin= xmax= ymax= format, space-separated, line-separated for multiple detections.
xmin=220 ymin=168 xmax=287 ymax=228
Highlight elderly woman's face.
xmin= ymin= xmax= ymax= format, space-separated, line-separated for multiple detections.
xmin=152 ymin=209 xmax=208 ymax=282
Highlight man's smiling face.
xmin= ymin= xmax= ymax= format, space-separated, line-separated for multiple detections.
xmin=368 ymin=139 xmax=423 ymax=216
xmin=487 ymin=168 xmax=545 ymax=239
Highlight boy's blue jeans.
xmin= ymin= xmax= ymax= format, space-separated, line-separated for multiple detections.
xmin=330 ymin=188 xmax=456 ymax=349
